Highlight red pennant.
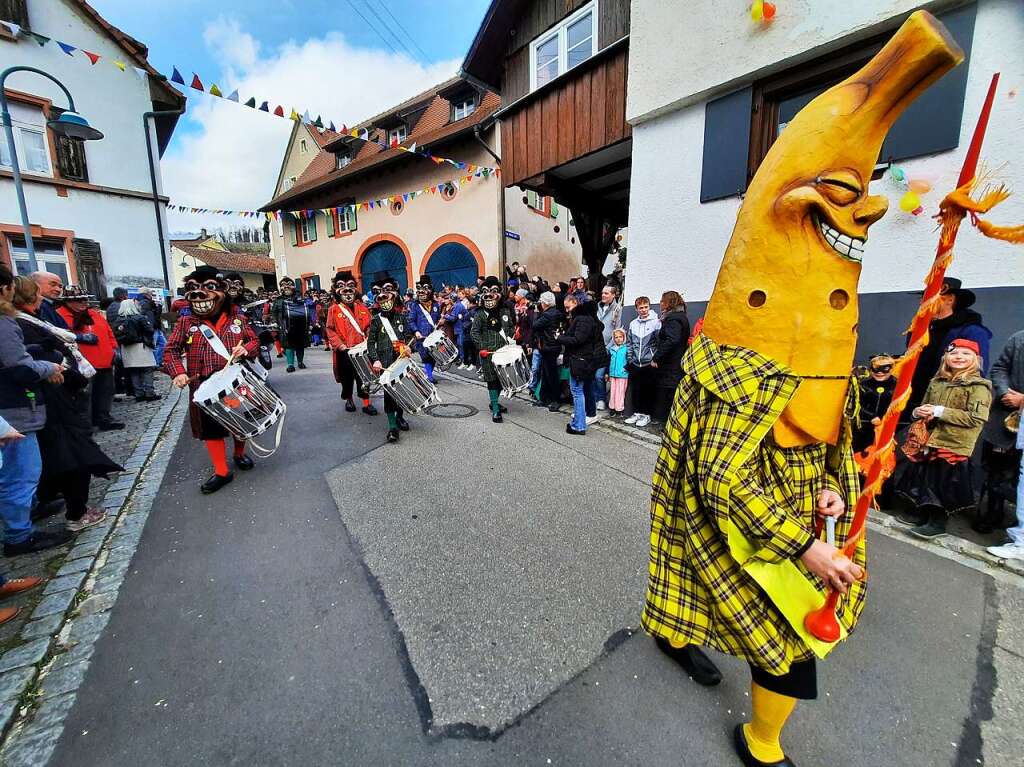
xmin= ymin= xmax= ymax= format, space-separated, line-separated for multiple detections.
xmin=83 ymin=51 xmax=101 ymax=65
xmin=273 ymin=105 xmax=284 ymax=117
xmin=190 ymin=73 xmax=204 ymax=91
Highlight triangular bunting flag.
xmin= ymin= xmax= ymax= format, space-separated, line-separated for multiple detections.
xmin=57 ymin=41 xmax=76 ymax=56
xmin=328 ymin=121 xmax=336 ymax=133
xmin=273 ymin=105 xmax=284 ymax=116
xmin=1 ymin=21 xmax=21 ymax=37
xmin=190 ymin=73 xmax=204 ymax=91
xmin=30 ymin=33 xmax=49 ymax=46
xmin=314 ymin=115 xmax=324 ymax=129
xmin=209 ymin=83 xmax=223 ymax=97
xmin=290 ymin=109 xmax=300 ymax=121
xmin=227 ymin=90 xmax=239 ymax=103
xmin=83 ymin=51 xmax=100 ymax=65
xmin=171 ymin=67 xmax=185 ymax=85
xmin=245 ymin=97 xmax=257 ymax=108
xmin=113 ymin=60 xmax=126 ymax=72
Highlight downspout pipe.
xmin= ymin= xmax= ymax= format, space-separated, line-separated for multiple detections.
xmin=473 ymin=120 xmax=506 ymax=277
xmin=143 ymin=109 xmax=184 ymax=305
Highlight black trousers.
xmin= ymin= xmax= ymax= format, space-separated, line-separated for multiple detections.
xmin=38 ymin=470 xmax=91 ymax=520
xmin=749 ymin=658 xmax=817 ymax=700
xmin=652 ymin=385 xmax=677 ymax=423
xmin=90 ymin=367 xmax=115 ymax=425
xmin=336 ymin=350 xmax=368 ymax=400
xmin=383 ymin=392 xmax=404 ymax=416
xmin=628 ymin=364 xmax=657 ymax=416
xmin=114 ymin=356 xmax=133 ymax=396
xmin=539 ymin=350 xmax=561 ymax=404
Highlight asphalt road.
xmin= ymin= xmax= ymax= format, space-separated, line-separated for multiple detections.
xmin=47 ymin=352 xmax=1012 ymax=766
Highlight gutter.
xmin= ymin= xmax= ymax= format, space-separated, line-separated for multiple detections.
xmin=472 ymin=118 xmax=506 ymax=276
xmin=143 ymin=108 xmax=185 ymax=303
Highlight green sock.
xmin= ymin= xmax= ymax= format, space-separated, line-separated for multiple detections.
xmin=488 ymin=389 xmax=500 ymax=414
xmin=284 ymin=349 xmax=295 ymax=367
xmin=387 ymin=413 xmax=398 ymax=429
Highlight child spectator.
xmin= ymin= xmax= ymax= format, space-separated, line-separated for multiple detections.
xmin=607 ymin=328 xmax=629 ymax=417
xmin=892 ymin=339 xmax=992 ymax=540
xmin=625 ymin=296 xmax=660 ymax=427
xmin=853 ymin=354 xmax=897 ymax=454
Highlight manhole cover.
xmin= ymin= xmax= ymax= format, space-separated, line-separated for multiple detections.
xmin=423 ymin=403 xmax=479 ymax=418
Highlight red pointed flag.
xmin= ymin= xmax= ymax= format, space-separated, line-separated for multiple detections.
xmin=190 ymin=73 xmax=204 ymax=92
xmin=83 ymin=51 xmax=100 ymax=65
xmin=273 ymin=105 xmax=284 ymax=117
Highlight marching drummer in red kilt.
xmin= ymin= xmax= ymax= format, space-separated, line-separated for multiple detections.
xmin=163 ymin=266 xmax=259 ymax=494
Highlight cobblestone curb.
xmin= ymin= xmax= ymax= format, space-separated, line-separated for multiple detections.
xmin=0 ymin=389 xmax=187 ymax=766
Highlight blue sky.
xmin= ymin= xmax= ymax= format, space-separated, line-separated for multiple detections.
xmin=89 ymin=0 xmax=492 ymax=233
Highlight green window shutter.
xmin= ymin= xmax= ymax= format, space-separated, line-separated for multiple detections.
xmin=326 ymin=210 xmax=336 ymax=237
xmin=347 ymin=207 xmax=358 ymax=232
xmin=526 ymin=190 xmax=539 ymax=209
xmin=550 ymin=200 xmax=559 ymax=218
xmin=290 ymin=219 xmax=298 ymax=246
xmin=309 ymin=216 xmax=318 ymax=242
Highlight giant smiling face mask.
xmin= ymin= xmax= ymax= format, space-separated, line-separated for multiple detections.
xmin=701 ymin=10 xmax=963 ymax=447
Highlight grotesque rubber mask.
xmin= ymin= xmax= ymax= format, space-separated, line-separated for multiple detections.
xmin=701 ymin=10 xmax=963 ymax=447
xmin=185 ymin=279 xmax=226 ymax=319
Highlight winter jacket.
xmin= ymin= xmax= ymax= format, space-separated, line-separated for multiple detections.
xmin=556 ymin=300 xmax=608 ymax=380
xmin=854 ymin=376 xmax=896 ymax=453
xmin=0 ymin=315 xmax=56 ymax=433
xmin=444 ymin=300 xmax=470 ymax=338
xmin=163 ymin=312 xmax=258 ymax=383
xmin=981 ymin=329 xmax=1024 ymax=450
xmin=652 ymin=309 xmax=690 ymax=388
xmin=626 ymin=314 xmax=661 ymax=367
xmin=909 ymin=309 xmax=992 ymax=409
xmin=136 ymin=295 xmax=161 ymax=329
xmin=37 ymin=298 xmax=68 ymax=330
xmin=608 ymin=343 xmax=629 ymax=379
xmin=515 ymin=303 xmax=535 ymax=348
xmin=57 ymin=306 xmax=117 ymax=369
xmin=366 ymin=309 xmax=413 ymax=370
xmin=326 ymin=301 xmax=371 ymax=350
xmin=596 ymin=301 xmax=623 ymax=347
xmin=408 ymin=301 xmax=442 ymax=346
xmin=531 ymin=307 xmax=564 ymax=353
xmin=471 ymin=303 xmax=516 ymax=383
xmin=916 ymin=374 xmax=993 ymax=457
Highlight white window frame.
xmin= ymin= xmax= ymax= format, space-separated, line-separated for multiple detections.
xmin=336 ymin=154 xmax=352 ymax=169
xmin=283 ymin=176 xmax=296 ymax=192
xmin=8 ymin=237 xmax=68 ymax=278
xmin=452 ymin=97 xmax=476 ymax=121
xmin=388 ymin=125 xmax=407 ymax=145
xmin=0 ymin=122 xmax=53 ymax=178
xmin=299 ymin=216 xmax=317 ymax=243
xmin=340 ymin=206 xmax=357 ymax=233
xmin=529 ymin=1 xmax=598 ymax=93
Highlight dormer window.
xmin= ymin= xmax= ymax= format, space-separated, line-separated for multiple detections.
xmin=336 ymin=154 xmax=352 ymax=170
xmin=452 ymin=97 xmax=477 ymax=121
xmin=388 ymin=125 xmax=407 ymax=146
xmin=529 ymin=1 xmax=597 ymax=91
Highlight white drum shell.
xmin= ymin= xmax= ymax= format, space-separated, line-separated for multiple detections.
xmin=349 ymin=340 xmax=380 ymax=391
xmin=193 ymin=363 xmax=286 ymax=440
xmin=422 ymin=329 xmax=459 ymax=371
xmin=491 ymin=344 xmax=530 ymax=398
xmin=379 ymin=357 xmax=438 ymax=414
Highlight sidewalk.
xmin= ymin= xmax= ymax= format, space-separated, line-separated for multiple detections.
xmin=0 ymin=377 xmax=186 ymax=747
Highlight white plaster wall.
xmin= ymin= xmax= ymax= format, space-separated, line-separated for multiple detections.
xmin=0 ymin=0 xmax=174 ymax=288
xmin=503 ymin=188 xmax=583 ymax=280
xmin=628 ymin=0 xmax=963 ymax=123
xmin=625 ymin=0 xmax=1024 ymax=305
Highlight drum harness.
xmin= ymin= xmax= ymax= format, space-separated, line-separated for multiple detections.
xmin=197 ymin=324 xmax=286 ymax=458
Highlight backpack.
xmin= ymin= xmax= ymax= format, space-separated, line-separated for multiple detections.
xmin=113 ymin=316 xmax=143 ymax=345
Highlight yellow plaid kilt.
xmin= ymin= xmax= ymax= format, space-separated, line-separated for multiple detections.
xmin=641 ymin=335 xmax=867 ymax=675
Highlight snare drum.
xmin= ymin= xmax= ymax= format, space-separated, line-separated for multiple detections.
xmin=348 ymin=340 xmax=380 ymax=392
xmin=379 ymin=357 xmax=438 ymax=414
xmin=193 ymin=363 xmax=286 ymax=453
xmin=422 ymin=329 xmax=459 ymax=371
xmin=491 ymin=344 xmax=530 ymax=398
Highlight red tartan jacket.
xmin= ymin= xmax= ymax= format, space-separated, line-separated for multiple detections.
xmin=162 ymin=310 xmax=258 ymax=382
xmin=325 ymin=301 xmax=371 ymax=350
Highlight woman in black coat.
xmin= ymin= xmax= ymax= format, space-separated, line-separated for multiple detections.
xmin=556 ymin=295 xmax=608 ymax=435
xmin=651 ymin=291 xmax=690 ymax=423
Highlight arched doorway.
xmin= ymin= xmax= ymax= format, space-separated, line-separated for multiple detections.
xmin=422 ymin=240 xmax=481 ymax=288
xmin=359 ymin=240 xmax=408 ymax=295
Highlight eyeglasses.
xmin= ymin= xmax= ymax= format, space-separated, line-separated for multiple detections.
xmin=185 ymin=280 xmax=222 ymax=292
xmin=335 ymin=281 xmax=356 ymax=290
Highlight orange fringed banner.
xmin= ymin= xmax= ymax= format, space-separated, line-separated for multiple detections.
xmin=806 ymin=72 xmax=1024 ymax=643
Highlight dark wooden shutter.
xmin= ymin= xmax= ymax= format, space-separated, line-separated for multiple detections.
xmin=0 ymin=0 xmax=29 ymax=30
xmin=73 ymin=238 xmax=106 ymax=299
xmin=55 ymin=134 xmax=89 ymax=182
xmin=881 ymin=3 xmax=977 ymax=163
xmin=700 ymin=86 xmax=752 ymax=203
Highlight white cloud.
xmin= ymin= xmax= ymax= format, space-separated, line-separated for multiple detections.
xmin=162 ymin=19 xmax=458 ymax=236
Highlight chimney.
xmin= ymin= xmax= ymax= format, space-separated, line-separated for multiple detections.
xmin=200 ymin=228 xmax=208 ymax=239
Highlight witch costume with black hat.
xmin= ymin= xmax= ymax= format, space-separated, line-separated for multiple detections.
xmin=271 ymin=276 xmax=314 ymax=372
xmin=163 ymin=266 xmax=260 ymax=494
xmin=470 ymin=275 xmax=515 ymax=423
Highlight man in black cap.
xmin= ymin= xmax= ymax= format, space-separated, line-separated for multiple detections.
xmin=907 ymin=277 xmax=992 ymax=412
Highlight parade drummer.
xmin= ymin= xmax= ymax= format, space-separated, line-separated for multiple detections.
xmin=366 ymin=276 xmax=414 ymax=443
xmin=471 ymin=275 xmax=516 ymax=424
xmin=163 ymin=266 xmax=259 ymax=494
xmin=326 ymin=270 xmax=377 ymax=416
xmin=407 ymin=275 xmax=443 ymax=384
xmin=271 ymin=276 xmax=313 ymax=373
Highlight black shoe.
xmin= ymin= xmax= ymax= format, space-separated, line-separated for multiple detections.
xmin=362 ymin=404 xmax=378 ymax=416
xmin=96 ymin=420 xmax=126 ymax=431
xmin=30 ymin=498 xmax=66 ymax=521
xmin=498 ymin=404 xmax=508 ymax=414
xmin=200 ymin=473 xmax=234 ymax=495
xmin=733 ymin=723 xmax=795 ymax=767
xmin=298 ymin=362 xmax=307 ymax=369
xmin=655 ymin=637 xmax=722 ymax=686
xmin=396 ymin=416 xmax=410 ymax=432
xmin=548 ymin=403 xmax=561 ymax=412
xmin=286 ymin=366 xmax=296 ymax=373
xmin=4 ymin=529 xmax=73 ymax=556
xmin=145 ymin=394 xmax=162 ymax=402
xmin=233 ymin=454 xmax=254 ymax=471
xmin=345 ymin=399 xmax=357 ymax=412
xmin=492 ymin=411 xmax=503 ymax=423
xmin=895 ymin=508 xmax=926 ymax=526
xmin=387 ymin=429 xmax=400 ymax=443
xmin=909 ymin=516 xmax=948 ymax=540
xmin=565 ymin=424 xmax=586 ymax=436
xmin=531 ymin=400 xmax=548 ymax=408
xmin=276 ymin=353 xmax=284 ymax=359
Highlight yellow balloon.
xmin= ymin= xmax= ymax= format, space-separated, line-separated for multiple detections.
xmin=899 ymin=191 xmax=922 ymax=212
xmin=908 ymin=179 xmax=932 ymax=193
xmin=751 ymin=0 xmax=763 ymax=22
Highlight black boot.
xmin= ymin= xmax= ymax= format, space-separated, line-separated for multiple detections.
xmin=201 ymin=473 xmax=234 ymax=495
xmin=362 ymin=404 xmax=378 ymax=415
xmin=972 ymin=496 xmax=1004 ymax=535
xmin=909 ymin=507 xmax=948 ymax=540
xmin=492 ymin=409 xmax=503 ymax=423
xmin=344 ymin=398 xmax=357 ymax=412
xmin=233 ymin=454 xmax=254 ymax=471
xmin=396 ymin=416 xmax=410 ymax=432
xmin=654 ymin=637 xmax=722 ymax=686
xmin=386 ymin=429 xmax=400 ymax=443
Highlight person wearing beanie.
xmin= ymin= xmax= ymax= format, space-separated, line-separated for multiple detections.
xmin=471 ymin=276 xmax=516 ymax=422
xmin=407 ymin=275 xmax=443 ymax=384
xmin=366 ymin=276 xmax=414 ymax=442
xmin=326 ymin=270 xmax=377 ymax=416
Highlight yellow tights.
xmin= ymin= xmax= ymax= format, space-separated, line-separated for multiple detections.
xmin=743 ymin=682 xmax=797 ymax=763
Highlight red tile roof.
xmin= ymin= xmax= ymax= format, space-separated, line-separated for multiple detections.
xmin=261 ymin=81 xmax=500 ymax=211
xmin=175 ymin=245 xmax=275 ymax=275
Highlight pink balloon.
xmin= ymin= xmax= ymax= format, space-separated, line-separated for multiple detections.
xmin=908 ymin=179 xmax=932 ymax=194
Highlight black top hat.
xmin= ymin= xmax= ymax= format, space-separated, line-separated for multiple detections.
xmin=184 ymin=265 xmax=226 ymax=285
xmin=333 ymin=270 xmax=355 ymax=284
xmin=940 ymin=277 xmax=976 ymax=309
xmin=61 ymin=285 xmax=95 ymax=302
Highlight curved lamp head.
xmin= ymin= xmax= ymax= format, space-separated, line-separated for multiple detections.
xmin=47 ymin=110 xmax=103 ymax=141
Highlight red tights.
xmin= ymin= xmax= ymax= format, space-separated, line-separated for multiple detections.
xmin=204 ymin=439 xmax=247 ymax=476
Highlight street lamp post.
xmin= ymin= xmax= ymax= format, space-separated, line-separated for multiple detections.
xmin=0 ymin=66 xmax=103 ymax=273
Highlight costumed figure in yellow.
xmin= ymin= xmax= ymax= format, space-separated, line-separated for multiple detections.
xmin=641 ymin=12 xmax=963 ymax=767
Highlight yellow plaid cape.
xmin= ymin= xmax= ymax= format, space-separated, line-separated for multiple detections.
xmin=641 ymin=334 xmax=867 ymax=674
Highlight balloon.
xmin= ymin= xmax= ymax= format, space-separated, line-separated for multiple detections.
xmin=908 ymin=179 xmax=932 ymax=193
xmin=899 ymin=191 xmax=921 ymax=212
xmin=751 ymin=0 xmax=764 ymax=22
xmin=763 ymin=2 xmax=777 ymax=20
xmin=912 ymin=205 xmax=925 ymax=216
xmin=889 ymin=165 xmax=906 ymax=183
